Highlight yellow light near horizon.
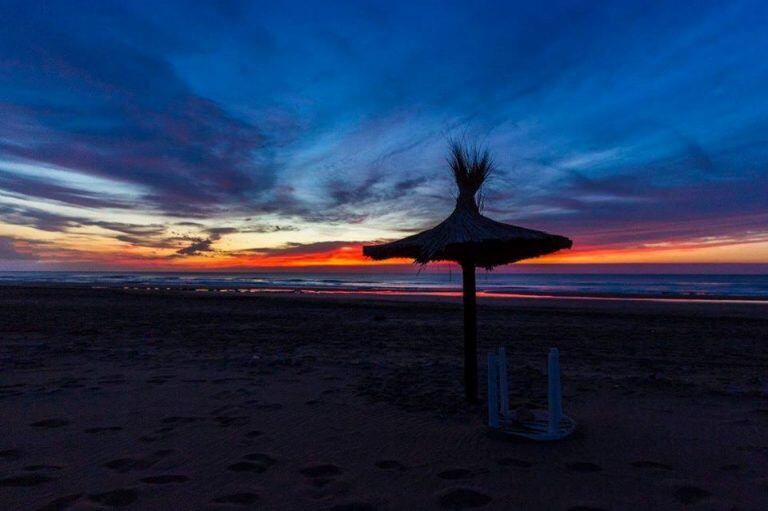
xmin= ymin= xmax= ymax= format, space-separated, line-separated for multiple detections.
xmin=4 ymin=213 xmax=767 ymax=268
xmin=537 ymin=240 xmax=768 ymax=264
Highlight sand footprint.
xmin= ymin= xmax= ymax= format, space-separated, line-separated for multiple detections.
xmin=140 ymin=475 xmax=189 ymax=484
xmin=34 ymin=493 xmax=81 ymax=511
xmin=0 ymin=474 xmax=55 ymax=487
xmin=304 ymin=479 xmax=353 ymax=499
xmin=299 ymin=464 xmax=348 ymax=498
xmin=30 ymin=419 xmax=70 ymax=428
xmin=89 ymin=488 xmax=139 ymax=507
xmin=228 ymin=461 xmax=267 ymax=473
xmin=84 ymin=426 xmax=123 ymax=433
xmin=329 ymin=503 xmax=377 ymax=511
xmin=496 ymin=458 xmax=532 ymax=468
xmin=146 ymin=375 xmax=174 ymax=385
xmin=211 ymin=492 xmax=259 ymax=505
xmin=672 ymin=485 xmax=711 ymax=505
xmin=24 ymin=464 xmax=62 ymax=472
xmin=161 ymin=416 xmax=201 ymax=424
xmin=215 ymin=416 xmax=249 ymax=427
xmin=0 ymin=448 xmax=21 ymax=461
xmin=254 ymin=403 xmax=283 ymax=410
xmin=104 ymin=458 xmax=137 ymax=472
xmin=438 ymin=469 xmax=473 ymax=480
xmin=630 ymin=460 xmax=672 ymax=470
xmin=227 ymin=452 xmax=277 ymax=474
xmin=437 ymin=488 xmax=492 ymax=510
xmin=300 ymin=464 xmax=343 ymax=477
xmin=565 ymin=462 xmax=602 ymax=473
xmin=104 ymin=458 xmax=157 ymax=473
xmin=97 ymin=375 xmax=126 ymax=385
xmin=243 ymin=453 xmax=277 ymax=466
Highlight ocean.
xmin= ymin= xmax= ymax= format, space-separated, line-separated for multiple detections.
xmin=1 ymin=271 xmax=767 ymax=301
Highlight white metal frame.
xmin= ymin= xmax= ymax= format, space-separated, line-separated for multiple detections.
xmin=487 ymin=347 xmax=576 ymax=441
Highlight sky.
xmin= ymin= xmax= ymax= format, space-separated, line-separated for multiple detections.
xmin=1 ymin=0 xmax=767 ymax=271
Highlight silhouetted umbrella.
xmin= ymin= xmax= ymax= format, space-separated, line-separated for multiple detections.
xmin=363 ymin=142 xmax=572 ymax=402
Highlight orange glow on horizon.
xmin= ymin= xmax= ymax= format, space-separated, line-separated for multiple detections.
xmin=6 ymin=237 xmax=766 ymax=271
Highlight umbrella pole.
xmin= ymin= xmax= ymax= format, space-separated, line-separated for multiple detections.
xmin=461 ymin=261 xmax=478 ymax=403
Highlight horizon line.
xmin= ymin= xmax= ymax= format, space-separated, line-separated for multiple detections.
xmin=2 ymin=262 xmax=767 ymax=275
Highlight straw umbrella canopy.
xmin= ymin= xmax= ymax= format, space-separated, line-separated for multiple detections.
xmin=363 ymin=142 xmax=572 ymax=403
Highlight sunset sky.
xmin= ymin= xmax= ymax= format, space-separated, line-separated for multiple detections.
xmin=1 ymin=1 xmax=767 ymax=271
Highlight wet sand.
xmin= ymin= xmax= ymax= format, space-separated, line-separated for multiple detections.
xmin=1 ymin=285 xmax=767 ymax=510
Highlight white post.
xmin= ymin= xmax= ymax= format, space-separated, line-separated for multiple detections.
xmin=547 ymin=348 xmax=562 ymax=435
xmin=497 ymin=347 xmax=510 ymax=421
xmin=487 ymin=352 xmax=500 ymax=429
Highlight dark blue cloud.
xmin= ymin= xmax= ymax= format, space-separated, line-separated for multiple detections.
xmin=0 ymin=236 xmax=31 ymax=260
xmin=0 ymin=171 xmax=134 ymax=209
xmin=0 ymin=0 xmax=277 ymax=215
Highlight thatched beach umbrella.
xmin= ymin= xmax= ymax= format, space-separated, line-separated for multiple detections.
xmin=363 ymin=142 xmax=572 ymax=402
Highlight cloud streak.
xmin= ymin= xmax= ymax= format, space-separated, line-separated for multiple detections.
xmin=0 ymin=236 xmax=31 ymax=260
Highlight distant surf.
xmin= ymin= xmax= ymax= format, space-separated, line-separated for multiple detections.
xmin=1 ymin=271 xmax=767 ymax=301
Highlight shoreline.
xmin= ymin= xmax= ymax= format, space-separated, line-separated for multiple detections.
xmin=2 ymin=281 xmax=768 ymax=305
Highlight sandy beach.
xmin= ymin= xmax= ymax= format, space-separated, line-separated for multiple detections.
xmin=1 ymin=285 xmax=767 ymax=510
